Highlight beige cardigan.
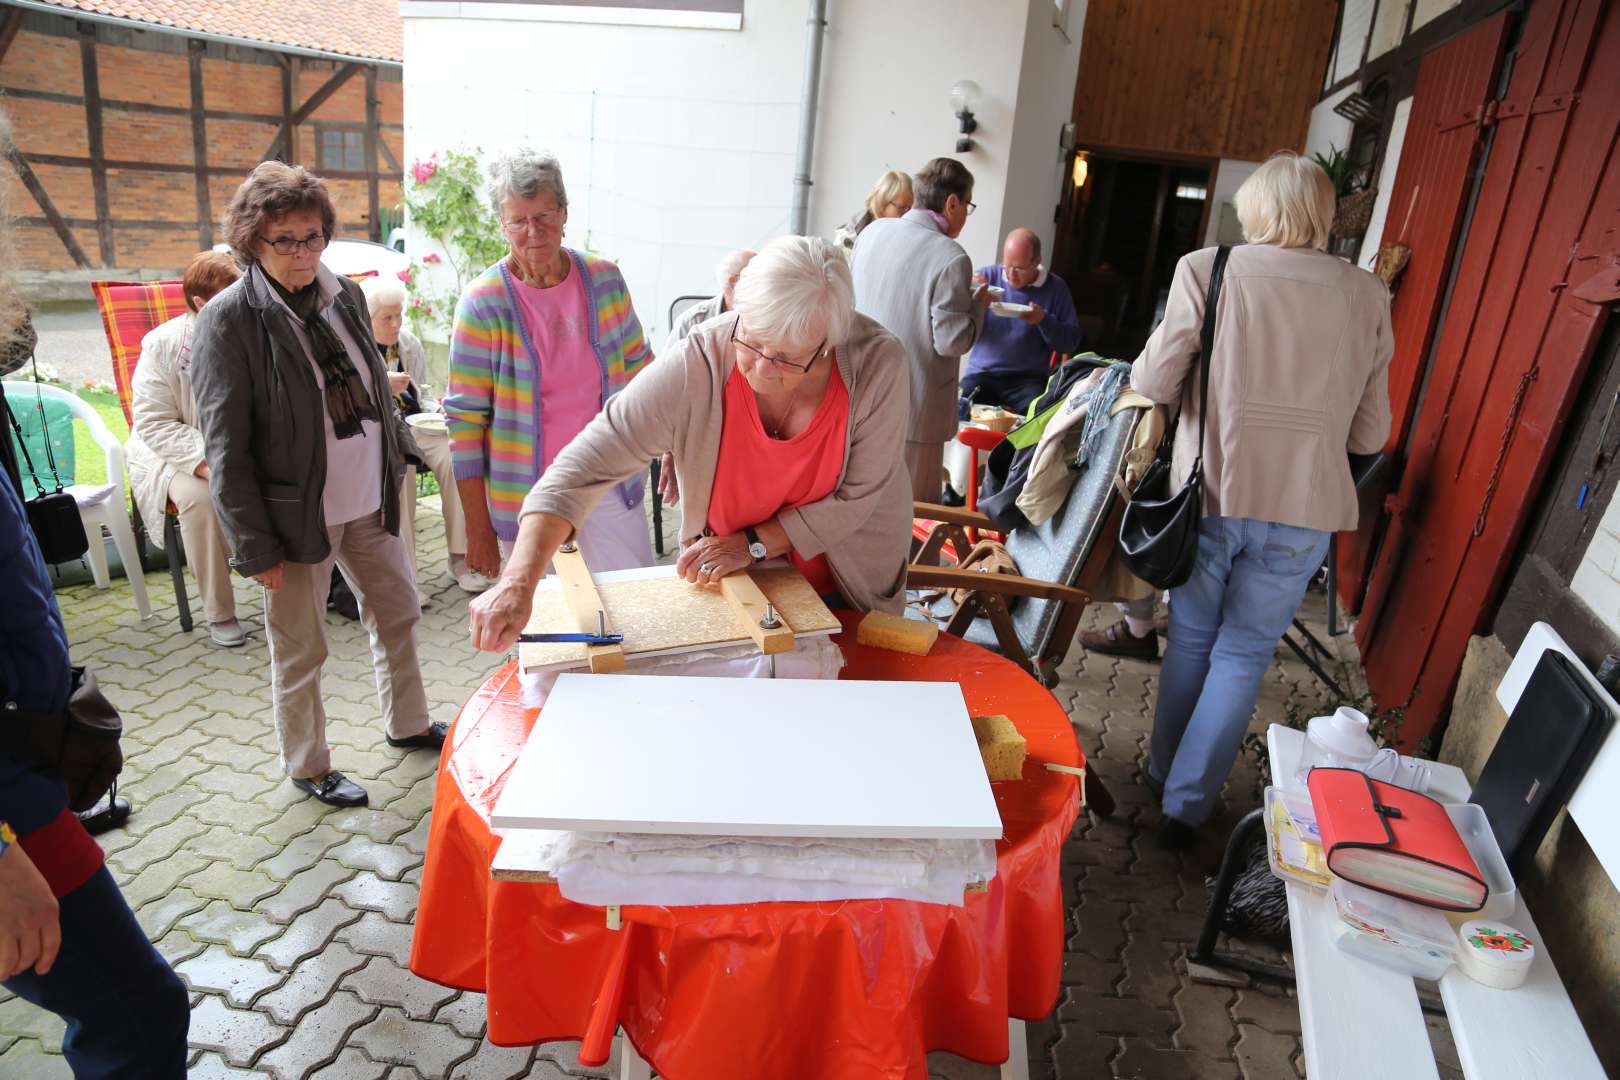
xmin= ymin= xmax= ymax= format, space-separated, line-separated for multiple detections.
xmin=126 ymin=313 xmax=203 ymax=549
xmin=522 ymin=310 xmax=913 ymax=613
xmin=1131 ymin=245 xmax=1393 ymax=533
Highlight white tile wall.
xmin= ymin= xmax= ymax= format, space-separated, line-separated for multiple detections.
xmin=1573 ymin=485 xmax=1620 ymax=635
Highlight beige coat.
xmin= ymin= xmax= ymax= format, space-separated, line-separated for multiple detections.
xmin=126 ymin=313 xmax=204 ymax=548
xmin=1131 ymin=244 xmax=1393 ymax=533
xmin=522 ymin=310 xmax=913 ymax=613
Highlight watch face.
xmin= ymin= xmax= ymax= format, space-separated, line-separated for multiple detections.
xmin=749 ymin=542 xmax=767 ymax=559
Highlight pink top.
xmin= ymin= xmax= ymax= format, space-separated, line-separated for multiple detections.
xmin=707 ymin=362 xmax=850 ymax=597
xmin=511 ymin=267 xmax=603 ymax=470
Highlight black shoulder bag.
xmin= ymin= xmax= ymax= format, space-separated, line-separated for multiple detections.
xmin=4 ymin=356 xmax=89 ymax=565
xmin=1117 ymin=245 xmax=1230 ymax=589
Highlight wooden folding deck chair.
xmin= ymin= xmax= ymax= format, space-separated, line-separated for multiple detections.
xmin=91 ymin=279 xmax=194 ymax=631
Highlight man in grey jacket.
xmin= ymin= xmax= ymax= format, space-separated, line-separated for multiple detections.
xmin=851 ymin=157 xmax=989 ymax=502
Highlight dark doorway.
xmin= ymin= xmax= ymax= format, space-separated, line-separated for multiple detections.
xmin=1052 ymin=151 xmax=1214 ymax=359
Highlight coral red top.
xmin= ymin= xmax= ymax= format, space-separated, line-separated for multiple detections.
xmin=705 ymin=361 xmax=849 ymax=597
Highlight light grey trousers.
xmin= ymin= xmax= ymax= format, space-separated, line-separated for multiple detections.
xmin=262 ymin=512 xmax=431 ymax=779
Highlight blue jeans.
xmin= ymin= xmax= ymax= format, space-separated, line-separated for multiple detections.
xmin=1148 ymin=516 xmax=1331 ymax=826
xmin=2 ymin=758 xmax=190 ymax=1078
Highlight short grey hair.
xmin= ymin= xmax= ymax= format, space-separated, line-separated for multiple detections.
xmin=486 ymin=148 xmax=568 ymax=217
xmin=732 ymin=236 xmax=853 ymax=351
xmin=716 ymin=248 xmax=755 ymax=291
xmin=359 ymin=274 xmax=407 ymax=311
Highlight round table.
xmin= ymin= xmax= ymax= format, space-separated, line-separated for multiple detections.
xmin=410 ymin=611 xmax=1083 ymax=1080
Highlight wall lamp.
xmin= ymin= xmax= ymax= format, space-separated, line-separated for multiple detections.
xmin=951 ymin=79 xmax=980 ymax=153
xmin=1072 ymin=150 xmax=1089 ymax=189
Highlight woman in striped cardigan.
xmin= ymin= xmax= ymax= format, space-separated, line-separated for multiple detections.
xmin=444 ymin=148 xmax=655 ymax=577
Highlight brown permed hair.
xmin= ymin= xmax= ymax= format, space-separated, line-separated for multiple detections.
xmin=221 ymin=161 xmax=336 ymax=265
xmin=182 ymin=251 xmax=241 ymax=312
xmin=913 ymin=157 xmax=974 ymax=213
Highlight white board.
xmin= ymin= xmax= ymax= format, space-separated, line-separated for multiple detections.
xmin=1495 ymin=621 xmax=1620 ymax=885
xmin=491 ymin=674 xmax=1003 ymax=840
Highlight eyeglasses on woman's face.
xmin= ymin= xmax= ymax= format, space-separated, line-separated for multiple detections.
xmin=502 ymin=211 xmax=564 ymax=235
xmin=261 ymin=232 xmax=330 ymax=255
xmin=732 ymin=322 xmax=826 ymax=374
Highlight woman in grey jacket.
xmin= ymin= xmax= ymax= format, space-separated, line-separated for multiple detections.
xmin=190 ymin=162 xmax=444 ymax=809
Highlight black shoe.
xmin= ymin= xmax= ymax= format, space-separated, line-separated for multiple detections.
xmin=1154 ymin=816 xmax=1199 ymax=851
xmin=76 ymin=794 xmax=133 ymax=836
xmin=386 ymin=720 xmax=447 ymax=750
xmin=940 ymin=485 xmax=966 ymax=507
xmin=292 ymin=771 xmax=369 ymax=807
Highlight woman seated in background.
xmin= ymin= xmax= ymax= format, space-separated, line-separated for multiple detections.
xmin=466 ymin=235 xmax=912 ymax=652
xmin=834 ymin=169 xmax=913 ymax=250
xmin=1132 ymin=151 xmax=1392 ymax=849
xmin=359 ymin=275 xmax=493 ymax=594
xmin=126 ymin=250 xmax=243 ymax=647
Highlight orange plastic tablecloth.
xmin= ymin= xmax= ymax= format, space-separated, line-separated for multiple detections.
xmin=410 ymin=611 xmax=1083 ymax=1080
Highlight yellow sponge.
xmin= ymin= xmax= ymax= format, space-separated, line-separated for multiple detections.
xmin=856 ymin=610 xmax=939 ymax=656
xmin=970 ymin=714 xmax=1027 ymax=781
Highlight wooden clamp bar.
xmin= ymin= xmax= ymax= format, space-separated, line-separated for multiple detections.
xmin=719 ymin=572 xmax=796 ymax=655
xmin=553 ymin=549 xmax=626 ymax=673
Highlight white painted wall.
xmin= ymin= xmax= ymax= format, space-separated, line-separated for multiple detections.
xmin=1573 ymin=487 xmax=1620 ymax=637
xmin=1203 ymin=158 xmax=1261 ymax=247
xmin=400 ymin=0 xmax=1082 ymax=343
xmin=1356 ymin=95 xmax=1413 ymax=269
xmin=1307 ymin=85 xmax=1358 ymax=160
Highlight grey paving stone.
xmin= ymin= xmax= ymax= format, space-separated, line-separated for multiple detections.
xmin=135 ymin=886 xmax=211 ymax=940
xmin=257 ymin=897 xmax=366 ymax=971
xmin=349 ymin=1007 xmax=477 ymax=1077
xmin=186 ymin=993 xmax=289 ymax=1068
xmin=0 ymin=995 xmax=66 ymax=1049
xmin=259 ymin=859 xmax=358 ymax=924
xmin=307 ymin=1047 xmax=391 ymax=1080
xmin=256 ymin=941 xmax=371 ymax=1027
xmin=325 ymin=805 xmax=419 ymax=846
xmin=341 ymin=955 xmax=459 ymax=1020
xmin=175 ymin=944 xmax=287 ymax=1007
xmin=187 ymin=1051 xmax=267 ymax=1078
xmin=184 ymin=860 xmax=284 ymax=907
xmin=447 ymin=1039 xmax=538 ymax=1079
xmin=1233 ymin=1024 xmax=1300 ymax=1080
xmin=152 ymin=928 xmax=209 ymax=968
xmin=118 ymin=849 xmax=211 ymax=910
xmin=1112 ymin=1038 xmax=1242 ymax=1080
xmin=1172 ymin=982 xmax=1237 ymax=1059
xmin=338 ymin=910 xmax=416 ymax=968
xmin=329 ymin=834 xmax=423 ymax=881
xmin=257 ymin=990 xmax=379 ymax=1080
xmin=0 ymin=1039 xmax=73 ymax=1079
xmin=433 ymin=993 xmax=487 ymax=1041
xmin=1230 ymin=989 xmax=1301 ymax=1036
xmin=257 ymin=823 xmax=348 ymax=881
xmin=331 ymin=871 xmax=419 ymax=923
xmin=106 ymin=815 xmax=209 ymax=875
xmin=178 ymin=899 xmax=284 ymax=956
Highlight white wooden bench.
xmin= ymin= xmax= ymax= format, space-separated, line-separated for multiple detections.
xmin=1261 ymin=619 xmax=1613 ymax=1078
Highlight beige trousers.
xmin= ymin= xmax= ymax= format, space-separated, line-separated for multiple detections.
xmin=263 ymin=512 xmax=431 ymax=779
xmin=400 ymin=426 xmax=466 ymax=576
xmin=167 ymin=470 xmax=236 ymax=625
xmin=905 ymin=439 xmax=947 ymax=504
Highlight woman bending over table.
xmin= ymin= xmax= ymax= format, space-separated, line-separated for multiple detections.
xmin=468 ymin=235 xmax=913 ymax=651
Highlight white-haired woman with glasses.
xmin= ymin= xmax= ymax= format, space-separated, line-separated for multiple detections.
xmin=358 ymin=275 xmax=492 ymax=593
xmin=442 ymin=148 xmax=655 ymax=580
xmin=466 ymin=235 xmax=913 ymax=652
xmin=1131 ymin=151 xmax=1392 ymax=850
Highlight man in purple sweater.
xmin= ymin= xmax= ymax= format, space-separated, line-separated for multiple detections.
xmin=960 ymin=228 xmax=1084 ymax=417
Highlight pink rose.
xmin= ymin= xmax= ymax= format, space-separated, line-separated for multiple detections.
xmin=411 ymin=154 xmax=438 ymax=184
xmin=422 ymin=252 xmax=442 ymax=264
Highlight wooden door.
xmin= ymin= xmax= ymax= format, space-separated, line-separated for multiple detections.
xmin=1335 ymin=13 xmax=1511 ymax=612
xmin=1356 ymin=0 xmax=1620 ymax=746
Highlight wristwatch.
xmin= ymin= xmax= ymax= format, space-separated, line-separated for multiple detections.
xmin=743 ymin=526 xmax=767 ymax=562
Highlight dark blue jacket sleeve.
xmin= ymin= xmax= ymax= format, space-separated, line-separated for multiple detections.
xmin=1036 ymin=275 xmax=1085 ymax=356
xmin=0 ymin=463 xmax=72 ymax=715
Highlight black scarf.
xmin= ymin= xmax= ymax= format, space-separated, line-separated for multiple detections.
xmin=377 ymin=339 xmax=422 ymax=416
xmin=271 ymin=274 xmax=380 ymax=439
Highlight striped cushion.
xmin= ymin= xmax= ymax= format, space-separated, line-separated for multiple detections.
xmin=90 ymin=279 xmax=186 ymax=426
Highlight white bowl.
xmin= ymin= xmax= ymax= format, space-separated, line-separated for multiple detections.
xmin=989 ymin=301 xmax=1033 ymax=317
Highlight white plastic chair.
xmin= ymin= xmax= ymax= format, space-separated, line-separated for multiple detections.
xmin=4 ymin=381 xmax=152 ymax=619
